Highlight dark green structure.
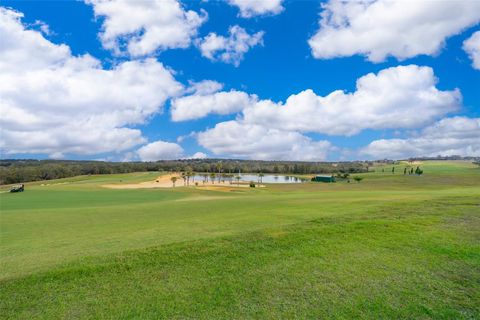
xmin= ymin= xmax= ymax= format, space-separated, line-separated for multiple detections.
xmin=311 ymin=175 xmax=336 ymax=183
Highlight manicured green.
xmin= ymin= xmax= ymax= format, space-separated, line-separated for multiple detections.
xmin=1 ymin=161 xmax=479 ymax=319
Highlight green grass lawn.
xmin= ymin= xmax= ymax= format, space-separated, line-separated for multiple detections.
xmin=1 ymin=161 xmax=479 ymax=319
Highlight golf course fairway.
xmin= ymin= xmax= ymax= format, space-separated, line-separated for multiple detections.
xmin=1 ymin=161 xmax=479 ymax=319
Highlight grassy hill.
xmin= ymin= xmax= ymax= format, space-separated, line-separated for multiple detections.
xmin=1 ymin=161 xmax=479 ymax=318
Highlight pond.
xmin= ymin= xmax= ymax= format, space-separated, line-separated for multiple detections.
xmin=190 ymin=174 xmax=308 ymax=184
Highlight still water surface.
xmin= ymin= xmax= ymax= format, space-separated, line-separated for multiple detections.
xmin=190 ymin=174 xmax=308 ymax=184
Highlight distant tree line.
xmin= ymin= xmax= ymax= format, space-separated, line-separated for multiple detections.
xmin=407 ymin=155 xmax=480 ymax=161
xmin=0 ymin=159 xmax=370 ymax=185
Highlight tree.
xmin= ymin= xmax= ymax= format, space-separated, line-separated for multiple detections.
xmin=220 ymin=173 xmax=227 ymax=183
xmin=181 ymin=172 xmax=186 ymax=186
xmin=415 ymin=166 xmax=423 ymax=175
xmin=216 ymin=162 xmax=223 ymax=174
xmin=215 ymin=162 xmax=223 ymax=183
xmin=225 ymin=173 xmax=234 ymax=184
xmin=258 ymin=173 xmax=264 ymax=183
xmin=353 ymin=176 xmax=364 ymax=183
xmin=170 ymin=176 xmax=177 ymax=187
xmin=185 ymin=166 xmax=193 ymax=186
xmin=210 ymin=172 xmax=216 ymax=184
xmin=404 ymin=167 xmax=407 ymax=175
xmin=202 ymin=173 xmax=208 ymax=184
xmin=392 ymin=167 xmax=395 ymax=174
xmin=0 ymin=159 xmax=370 ymax=185
xmin=235 ymin=175 xmax=241 ymax=186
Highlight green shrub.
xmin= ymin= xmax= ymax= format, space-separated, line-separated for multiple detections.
xmin=353 ymin=176 xmax=364 ymax=183
xmin=415 ymin=167 xmax=423 ymax=175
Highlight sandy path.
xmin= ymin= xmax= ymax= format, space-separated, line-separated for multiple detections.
xmin=102 ymin=174 xmax=265 ymax=190
xmin=102 ymin=174 xmax=176 ymax=189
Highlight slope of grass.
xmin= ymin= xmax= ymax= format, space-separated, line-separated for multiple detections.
xmin=0 ymin=161 xmax=479 ymax=318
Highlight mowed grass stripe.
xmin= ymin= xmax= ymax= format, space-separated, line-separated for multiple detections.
xmin=0 ymin=161 xmax=479 ymax=318
xmin=1 ymin=195 xmax=478 ymax=319
xmin=2 ymin=184 xmax=478 ymax=279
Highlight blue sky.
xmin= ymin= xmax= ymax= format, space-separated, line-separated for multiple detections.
xmin=1 ymin=0 xmax=479 ymax=161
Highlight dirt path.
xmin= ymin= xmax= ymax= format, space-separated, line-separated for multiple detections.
xmin=102 ymin=174 xmax=265 ymax=190
xmin=102 ymin=174 xmax=176 ymax=189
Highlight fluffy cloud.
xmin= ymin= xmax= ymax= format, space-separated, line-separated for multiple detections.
xmin=185 ymin=80 xmax=224 ymax=95
xmin=198 ymin=25 xmax=264 ymax=66
xmin=86 ymin=0 xmax=206 ymax=56
xmin=309 ymin=0 xmax=480 ymax=62
xmin=0 ymin=7 xmax=182 ymax=157
xmin=227 ymin=0 xmax=284 ymax=18
xmin=177 ymin=65 xmax=460 ymax=135
xmin=171 ymin=88 xmax=257 ymax=122
xmin=197 ymin=121 xmax=332 ymax=161
xmin=463 ymin=31 xmax=480 ymax=70
xmin=136 ymin=140 xmax=184 ymax=161
xmin=190 ymin=152 xmax=208 ymax=159
xmin=214 ymin=65 xmax=459 ymax=136
xmin=0 ymin=8 xmax=70 ymax=72
xmin=361 ymin=117 xmax=480 ymax=159
xmin=179 ymin=66 xmax=462 ymax=160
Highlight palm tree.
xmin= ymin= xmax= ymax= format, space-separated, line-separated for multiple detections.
xmin=185 ymin=166 xmax=193 ymax=186
xmin=221 ymin=173 xmax=228 ymax=184
xmin=258 ymin=173 xmax=264 ymax=183
xmin=216 ymin=162 xmax=222 ymax=174
xmin=216 ymin=163 xmax=223 ymax=183
xmin=170 ymin=176 xmax=177 ymax=187
xmin=186 ymin=171 xmax=194 ymax=186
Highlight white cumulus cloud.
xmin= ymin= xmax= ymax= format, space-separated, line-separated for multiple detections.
xmin=197 ymin=121 xmax=332 ymax=161
xmin=309 ymin=0 xmax=480 ymax=62
xmin=187 ymin=65 xmax=460 ymax=136
xmin=185 ymin=80 xmax=224 ymax=95
xmin=189 ymin=152 xmax=208 ymax=159
xmin=244 ymin=65 xmax=461 ymax=135
xmin=0 ymin=7 xmax=182 ymax=158
xmin=171 ymin=89 xmax=257 ymax=121
xmin=136 ymin=140 xmax=184 ymax=161
xmin=227 ymin=0 xmax=284 ymax=18
xmin=198 ymin=25 xmax=264 ymax=66
xmin=86 ymin=0 xmax=207 ymax=56
xmin=361 ymin=117 xmax=480 ymax=159
xmin=463 ymin=31 xmax=480 ymax=70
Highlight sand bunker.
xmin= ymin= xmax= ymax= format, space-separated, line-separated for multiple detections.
xmin=102 ymin=174 xmax=175 ymax=189
xmin=102 ymin=174 xmax=265 ymax=190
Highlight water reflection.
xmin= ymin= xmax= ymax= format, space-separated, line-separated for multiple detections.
xmin=190 ymin=174 xmax=307 ymax=184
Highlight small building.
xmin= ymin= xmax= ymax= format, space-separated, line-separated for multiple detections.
xmin=311 ymin=175 xmax=335 ymax=183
